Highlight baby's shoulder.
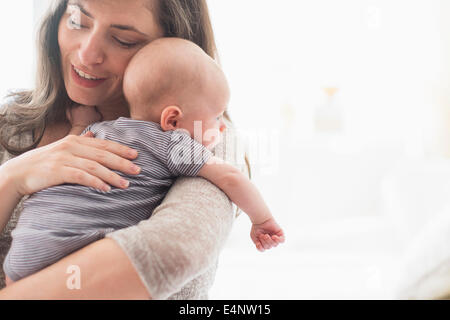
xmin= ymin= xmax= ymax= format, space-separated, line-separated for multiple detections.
xmin=90 ymin=118 xmax=173 ymax=151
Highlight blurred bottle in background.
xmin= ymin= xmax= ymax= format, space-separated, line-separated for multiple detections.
xmin=315 ymin=87 xmax=344 ymax=134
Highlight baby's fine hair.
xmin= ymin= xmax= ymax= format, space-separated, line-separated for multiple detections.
xmin=123 ymin=37 xmax=228 ymax=120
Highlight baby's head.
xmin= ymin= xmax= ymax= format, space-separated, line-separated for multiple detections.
xmin=123 ymin=38 xmax=229 ymax=149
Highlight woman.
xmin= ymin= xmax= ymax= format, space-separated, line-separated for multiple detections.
xmin=0 ymin=0 xmax=248 ymax=299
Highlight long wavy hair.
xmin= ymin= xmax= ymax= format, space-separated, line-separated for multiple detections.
xmin=0 ymin=0 xmax=251 ymax=176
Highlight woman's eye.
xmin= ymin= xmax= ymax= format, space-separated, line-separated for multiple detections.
xmin=114 ymin=37 xmax=138 ymax=49
xmin=66 ymin=5 xmax=83 ymax=29
xmin=67 ymin=16 xmax=84 ymax=30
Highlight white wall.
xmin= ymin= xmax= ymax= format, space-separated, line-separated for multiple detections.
xmin=34 ymin=0 xmax=53 ymax=22
xmin=0 ymin=1 xmax=34 ymax=102
xmin=207 ymin=1 xmax=450 ymax=298
xmin=206 ymin=0 xmax=450 ymax=230
xmin=209 ymin=0 xmax=442 ymax=150
xmin=435 ymin=0 xmax=450 ymax=157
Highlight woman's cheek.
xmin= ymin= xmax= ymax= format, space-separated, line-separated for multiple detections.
xmin=117 ymin=51 xmax=140 ymax=76
xmin=113 ymin=42 xmax=152 ymax=74
xmin=58 ymin=22 xmax=76 ymax=59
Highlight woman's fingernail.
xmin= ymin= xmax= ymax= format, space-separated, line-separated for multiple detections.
xmin=121 ymin=179 xmax=130 ymax=188
xmin=128 ymin=150 xmax=138 ymax=157
xmin=132 ymin=165 xmax=141 ymax=173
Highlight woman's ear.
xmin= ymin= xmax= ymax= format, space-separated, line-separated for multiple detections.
xmin=160 ymin=106 xmax=183 ymax=131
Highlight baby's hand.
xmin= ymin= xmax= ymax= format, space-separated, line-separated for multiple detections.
xmin=250 ymin=217 xmax=285 ymax=252
xmin=66 ymin=105 xmax=102 ymax=128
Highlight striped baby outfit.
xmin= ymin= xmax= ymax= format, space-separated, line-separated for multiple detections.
xmin=3 ymin=117 xmax=213 ymax=281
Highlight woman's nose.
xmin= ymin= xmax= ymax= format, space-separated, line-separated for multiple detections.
xmin=78 ymin=31 xmax=105 ymax=66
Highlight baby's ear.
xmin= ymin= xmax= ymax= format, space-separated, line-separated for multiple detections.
xmin=160 ymin=106 xmax=183 ymax=131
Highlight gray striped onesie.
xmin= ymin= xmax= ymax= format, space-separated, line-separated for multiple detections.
xmin=3 ymin=117 xmax=213 ymax=281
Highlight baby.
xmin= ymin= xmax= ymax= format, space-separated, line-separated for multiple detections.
xmin=3 ymin=38 xmax=285 ymax=284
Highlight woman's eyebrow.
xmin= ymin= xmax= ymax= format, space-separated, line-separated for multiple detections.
xmin=68 ymin=1 xmax=92 ymax=18
xmin=110 ymin=24 xmax=149 ymax=37
xmin=67 ymin=1 xmax=150 ymax=37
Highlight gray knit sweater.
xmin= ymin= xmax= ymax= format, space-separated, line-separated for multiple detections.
xmin=0 ymin=119 xmax=245 ymax=299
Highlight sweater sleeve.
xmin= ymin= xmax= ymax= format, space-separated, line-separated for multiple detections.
xmin=105 ymin=121 xmax=248 ymax=299
xmin=106 ymin=176 xmax=235 ymax=299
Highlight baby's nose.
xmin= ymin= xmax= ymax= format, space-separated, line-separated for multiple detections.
xmin=220 ymin=123 xmax=227 ymax=133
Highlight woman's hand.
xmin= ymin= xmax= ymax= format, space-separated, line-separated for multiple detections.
xmin=2 ymin=132 xmax=141 ymax=196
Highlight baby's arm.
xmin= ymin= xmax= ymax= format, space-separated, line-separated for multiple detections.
xmin=197 ymin=157 xmax=285 ymax=251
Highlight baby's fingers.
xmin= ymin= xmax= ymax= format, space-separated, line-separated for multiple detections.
xmin=272 ymin=234 xmax=286 ymax=243
xmin=253 ymin=239 xmax=264 ymax=252
xmin=83 ymin=131 xmax=95 ymax=138
xmin=256 ymin=242 xmax=264 ymax=252
xmin=259 ymin=234 xmax=277 ymax=250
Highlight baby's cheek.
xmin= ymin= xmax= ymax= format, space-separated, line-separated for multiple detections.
xmin=203 ymin=127 xmax=220 ymax=143
xmin=206 ymin=131 xmax=223 ymax=150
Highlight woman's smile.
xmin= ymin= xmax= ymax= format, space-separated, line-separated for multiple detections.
xmin=73 ymin=65 xmax=105 ymax=80
xmin=71 ymin=65 xmax=107 ymax=88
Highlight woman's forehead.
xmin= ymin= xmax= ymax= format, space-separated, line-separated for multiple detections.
xmin=69 ymin=0 xmax=161 ymax=36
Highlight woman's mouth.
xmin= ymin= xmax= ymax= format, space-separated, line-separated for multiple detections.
xmin=71 ymin=65 xmax=107 ymax=88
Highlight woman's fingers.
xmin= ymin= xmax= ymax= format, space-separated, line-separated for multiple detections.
xmin=59 ymin=139 xmax=141 ymax=176
xmin=75 ymin=134 xmax=138 ymax=160
xmin=72 ymin=158 xmax=130 ymax=189
xmin=7 ymin=133 xmax=141 ymax=196
xmin=61 ymin=166 xmax=111 ymax=192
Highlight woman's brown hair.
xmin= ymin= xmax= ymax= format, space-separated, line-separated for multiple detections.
xmin=0 ymin=0 xmax=70 ymax=155
xmin=0 ymin=0 xmax=251 ymax=176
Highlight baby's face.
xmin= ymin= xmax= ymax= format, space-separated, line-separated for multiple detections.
xmin=181 ymin=102 xmax=227 ymax=150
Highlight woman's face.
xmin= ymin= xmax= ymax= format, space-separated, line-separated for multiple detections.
xmin=58 ymin=0 xmax=164 ymax=112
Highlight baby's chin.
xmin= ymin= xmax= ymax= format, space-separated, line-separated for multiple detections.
xmin=204 ymin=138 xmax=221 ymax=151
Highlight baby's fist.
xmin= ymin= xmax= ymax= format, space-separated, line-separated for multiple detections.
xmin=250 ymin=217 xmax=285 ymax=252
xmin=66 ymin=105 xmax=102 ymax=128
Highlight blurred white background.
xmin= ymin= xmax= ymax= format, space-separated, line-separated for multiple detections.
xmin=1 ymin=0 xmax=450 ymax=299
xmin=208 ymin=0 xmax=450 ymax=299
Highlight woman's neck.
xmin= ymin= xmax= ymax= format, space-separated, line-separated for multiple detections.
xmin=37 ymin=99 xmax=130 ymax=148
xmin=96 ymin=99 xmax=130 ymax=121
xmin=36 ymin=119 xmax=72 ymax=148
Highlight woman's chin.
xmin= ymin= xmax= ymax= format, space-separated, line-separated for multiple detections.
xmin=67 ymin=91 xmax=102 ymax=107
